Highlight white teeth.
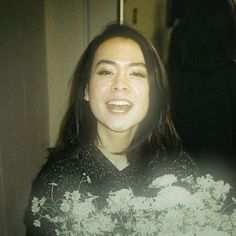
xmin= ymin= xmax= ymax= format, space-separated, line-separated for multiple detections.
xmin=107 ymin=100 xmax=131 ymax=106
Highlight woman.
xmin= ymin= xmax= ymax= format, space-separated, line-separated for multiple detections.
xmin=25 ymin=23 xmax=198 ymax=235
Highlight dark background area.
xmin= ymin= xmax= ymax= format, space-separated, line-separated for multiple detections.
xmin=166 ymin=0 xmax=236 ymax=187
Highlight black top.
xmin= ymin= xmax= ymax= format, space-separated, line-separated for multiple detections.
xmin=25 ymin=143 xmax=198 ymax=235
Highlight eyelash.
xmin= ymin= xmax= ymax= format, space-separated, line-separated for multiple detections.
xmin=97 ymin=70 xmax=113 ymax=76
xmin=97 ymin=70 xmax=146 ymax=78
xmin=130 ymin=72 xmax=146 ymax=78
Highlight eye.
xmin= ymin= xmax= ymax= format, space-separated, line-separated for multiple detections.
xmin=97 ymin=70 xmax=113 ymax=76
xmin=130 ymin=71 xmax=146 ymax=78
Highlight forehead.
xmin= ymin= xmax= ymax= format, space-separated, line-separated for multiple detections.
xmin=93 ymin=37 xmax=145 ymax=64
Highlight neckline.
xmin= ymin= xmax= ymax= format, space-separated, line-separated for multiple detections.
xmin=79 ymin=142 xmax=140 ymax=175
xmin=98 ymin=147 xmax=131 ymax=172
xmin=97 ymin=147 xmax=130 ymax=172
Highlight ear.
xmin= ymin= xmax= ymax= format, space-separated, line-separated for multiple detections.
xmin=84 ymin=85 xmax=89 ymax=101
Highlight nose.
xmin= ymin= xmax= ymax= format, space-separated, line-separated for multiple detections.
xmin=111 ymin=72 xmax=129 ymax=91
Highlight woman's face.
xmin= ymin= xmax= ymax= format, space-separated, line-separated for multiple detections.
xmin=84 ymin=37 xmax=149 ymax=136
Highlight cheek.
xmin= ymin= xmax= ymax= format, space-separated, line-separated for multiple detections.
xmin=136 ymin=82 xmax=149 ymax=102
xmin=140 ymin=84 xmax=150 ymax=115
xmin=88 ymin=80 xmax=108 ymax=105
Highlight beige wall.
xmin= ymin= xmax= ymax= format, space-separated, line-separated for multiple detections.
xmin=45 ymin=0 xmax=117 ymax=147
xmin=87 ymin=0 xmax=118 ymax=41
xmin=124 ymin=0 xmax=158 ymax=40
xmin=0 ymin=1 xmax=49 ymax=235
xmin=124 ymin=0 xmax=172 ymax=63
xmin=45 ymin=0 xmax=88 ymax=147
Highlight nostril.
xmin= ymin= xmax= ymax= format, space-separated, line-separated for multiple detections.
xmin=112 ymin=81 xmax=129 ymax=90
xmin=112 ymin=84 xmax=128 ymax=91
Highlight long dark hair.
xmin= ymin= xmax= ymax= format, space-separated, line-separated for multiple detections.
xmin=54 ymin=23 xmax=181 ymax=160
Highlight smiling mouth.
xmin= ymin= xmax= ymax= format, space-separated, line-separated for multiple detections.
xmin=106 ymin=100 xmax=133 ymax=113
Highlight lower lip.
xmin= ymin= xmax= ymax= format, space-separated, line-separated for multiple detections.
xmin=106 ymin=104 xmax=132 ymax=114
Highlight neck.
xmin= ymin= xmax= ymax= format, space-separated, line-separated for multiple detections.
xmin=96 ymin=126 xmax=136 ymax=154
xmin=95 ymin=126 xmax=137 ymax=171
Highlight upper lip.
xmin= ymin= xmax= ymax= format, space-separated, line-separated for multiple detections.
xmin=106 ymin=99 xmax=133 ymax=106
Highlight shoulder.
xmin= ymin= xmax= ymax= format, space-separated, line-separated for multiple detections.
xmin=31 ymin=153 xmax=83 ymax=198
xmin=39 ymin=153 xmax=81 ymax=179
xmin=30 ymin=143 xmax=99 ymax=197
xmin=36 ymin=143 xmax=93 ymax=180
xmin=149 ymin=148 xmax=199 ymax=179
xmin=168 ymin=151 xmax=200 ymax=178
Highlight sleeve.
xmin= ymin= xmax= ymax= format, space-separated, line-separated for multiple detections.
xmin=169 ymin=151 xmax=200 ymax=178
xmin=24 ymin=156 xmax=83 ymax=236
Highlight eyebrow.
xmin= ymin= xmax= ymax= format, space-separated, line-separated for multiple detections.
xmin=95 ymin=59 xmax=146 ymax=68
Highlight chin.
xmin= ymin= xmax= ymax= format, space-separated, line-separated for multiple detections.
xmin=107 ymin=125 xmax=129 ymax=133
xmin=106 ymin=122 xmax=138 ymax=134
